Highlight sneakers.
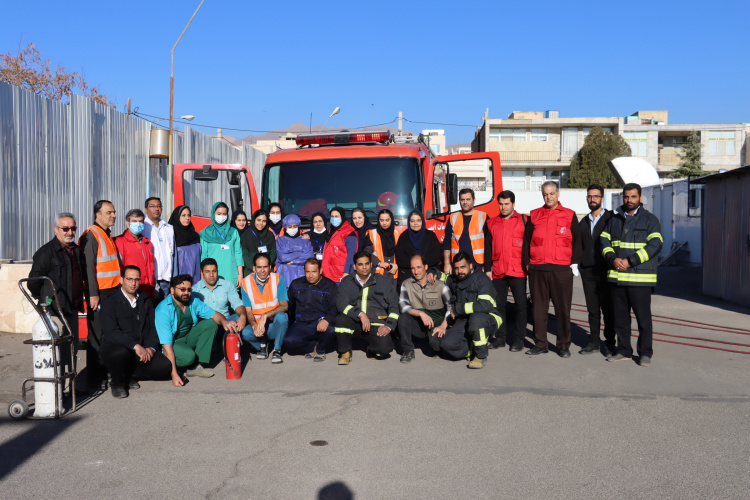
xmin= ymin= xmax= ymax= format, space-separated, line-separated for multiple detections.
xmin=607 ymin=353 xmax=632 ymax=363
xmin=186 ymin=364 xmax=215 ymax=378
xmin=468 ymin=356 xmax=486 ymax=369
xmin=338 ymin=351 xmax=352 ymax=365
xmin=128 ymin=380 xmax=140 ymax=390
xmin=509 ymin=343 xmax=524 ymax=352
xmin=525 ymin=347 xmax=549 ymax=355
xmin=313 ymin=353 xmax=326 ymax=362
xmin=271 ymin=350 xmax=283 ymax=364
xmin=579 ymin=343 xmax=599 ymax=355
xmin=110 ymin=385 xmax=128 ymax=399
xmin=256 ymin=343 xmax=269 ymax=360
xmin=558 ymin=348 xmax=571 ymax=358
xmin=639 ymin=356 xmax=651 ymax=367
xmin=400 ymin=350 xmax=415 ymax=363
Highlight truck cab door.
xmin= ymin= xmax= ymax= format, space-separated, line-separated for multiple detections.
xmin=428 ymin=152 xmax=502 ymax=221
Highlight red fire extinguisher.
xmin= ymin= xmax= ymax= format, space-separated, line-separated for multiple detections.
xmin=224 ymin=332 xmax=242 ymax=380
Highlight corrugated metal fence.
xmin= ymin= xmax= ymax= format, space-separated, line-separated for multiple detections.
xmin=0 ymin=82 xmax=266 ymax=261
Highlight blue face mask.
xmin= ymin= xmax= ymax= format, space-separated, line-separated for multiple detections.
xmin=129 ymin=222 xmax=144 ymax=235
xmin=330 ymin=217 xmax=342 ymax=227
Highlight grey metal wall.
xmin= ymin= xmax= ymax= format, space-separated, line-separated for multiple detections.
xmin=0 ymin=81 xmax=266 ymax=261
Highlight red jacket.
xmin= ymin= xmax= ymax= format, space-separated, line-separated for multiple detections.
xmin=322 ymin=222 xmax=355 ymax=283
xmin=529 ymin=203 xmax=576 ymax=266
xmin=114 ymin=230 xmax=156 ymax=296
xmin=487 ymin=212 xmax=527 ymax=279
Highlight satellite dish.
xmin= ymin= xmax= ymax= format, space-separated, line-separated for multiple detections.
xmin=607 ymin=157 xmax=660 ymax=187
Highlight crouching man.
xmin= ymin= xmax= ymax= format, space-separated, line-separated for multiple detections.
xmin=99 ymin=266 xmax=172 ymax=398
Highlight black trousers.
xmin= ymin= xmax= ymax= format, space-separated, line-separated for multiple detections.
xmin=334 ymin=314 xmax=394 ymax=356
xmin=611 ymin=285 xmax=653 ymax=358
xmin=492 ymin=276 xmax=528 ymax=347
xmin=99 ymin=342 xmax=172 ymax=387
xmin=86 ymin=287 xmax=118 ymax=385
xmin=433 ymin=313 xmax=498 ymax=360
xmin=397 ymin=313 xmax=436 ymax=351
xmin=580 ymin=267 xmax=616 ymax=350
xmin=529 ymin=269 xmax=573 ymax=349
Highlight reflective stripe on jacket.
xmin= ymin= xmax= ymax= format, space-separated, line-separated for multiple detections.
xmin=600 ymin=205 xmax=662 ymax=286
xmin=367 ymin=228 xmax=400 ymax=279
xmin=242 ymin=272 xmax=280 ymax=319
xmin=450 ymin=211 xmax=487 ymax=264
xmin=83 ymin=224 xmax=121 ymax=290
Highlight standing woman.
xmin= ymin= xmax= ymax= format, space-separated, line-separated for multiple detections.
xmin=267 ymin=203 xmax=284 ymax=238
xmin=168 ymin=205 xmax=202 ymax=284
xmin=231 ymin=210 xmax=249 ymax=236
xmin=395 ymin=210 xmax=442 ymax=289
xmin=368 ymin=209 xmax=399 ymax=288
xmin=322 ymin=206 xmax=357 ymax=283
xmin=350 ymin=207 xmax=375 ymax=253
xmin=240 ymin=209 xmax=277 ymax=277
xmin=276 ymin=214 xmax=313 ymax=284
xmin=200 ymin=202 xmax=244 ymax=288
xmin=303 ymin=212 xmax=328 ymax=262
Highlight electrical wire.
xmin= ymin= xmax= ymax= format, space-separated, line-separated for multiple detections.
xmin=402 ymin=117 xmax=479 ymax=128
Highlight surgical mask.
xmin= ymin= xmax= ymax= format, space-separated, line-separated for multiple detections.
xmin=129 ymin=222 xmax=144 ymax=235
xmin=313 ymin=227 xmax=327 ymax=234
xmin=286 ymin=227 xmax=299 ymax=237
xmin=330 ymin=217 xmax=342 ymax=227
xmin=269 ymin=214 xmax=282 ymax=224
xmin=215 ymin=215 xmax=228 ymax=224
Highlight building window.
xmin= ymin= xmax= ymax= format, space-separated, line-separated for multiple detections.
xmin=623 ymin=132 xmax=648 ymax=156
xmin=500 ymin=128 xmax=527 ymax=142
xmin=709 ymin=131 xmax=735 ymax=156
xmin=562 ymin=127 xmax=578 ymax=154
xmin=529 ymin=170 xmax=545 ymax=191
xmin=502 ymin=170 xmax=526 ymax=191
xmin=531 ymin=128 xmax=548 ymax=142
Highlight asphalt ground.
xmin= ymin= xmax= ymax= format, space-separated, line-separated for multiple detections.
xmin=0 ymin=267 xmax=748 ymax=499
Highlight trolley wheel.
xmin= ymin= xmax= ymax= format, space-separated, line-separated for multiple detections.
xmin=8 ymin=399 xmax=30 ymax=420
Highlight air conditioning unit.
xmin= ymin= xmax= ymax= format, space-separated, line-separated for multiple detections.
xmin=625 ymin=116 xmax=640 ymax=125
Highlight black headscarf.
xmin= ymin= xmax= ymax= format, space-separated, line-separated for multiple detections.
xmin=309 ymin=212 xmax=328 ymax=253
xmin=267 ymin=203 xmax=284 ymax=236
xmin=375 ymin=209 xmax=396 ymax=257
xmin=168 ymin=205 xmax=200 ymax=247
xmin=245 ymin=209 xmax=276 ymax=250
xmin=406 ymin=210 xmax=427 ymax=254
xmin=351 ymin=208 xmax=376 ymax=252
xmin=230 ymin=210 xmax=249 ymax=236
xmin=327 ymin=206 xmax=347 ymax=242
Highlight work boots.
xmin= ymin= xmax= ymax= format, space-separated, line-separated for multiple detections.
xmin=338 ymin=351 xmax=352 ymax=365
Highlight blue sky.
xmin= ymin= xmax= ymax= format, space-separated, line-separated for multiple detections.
xmin=2 ymin=1 xmax=748 ymax=144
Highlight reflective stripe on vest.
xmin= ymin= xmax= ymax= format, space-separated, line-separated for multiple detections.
xmin=450 ymin=211 xmax=486 ymax=264
xmin=368 ymin=229 xmax=400 ymax=279
xmin=85 ymin=225 xmax=121 ymax=289
xmin=242 ymin=273 xmax=280 ymax=319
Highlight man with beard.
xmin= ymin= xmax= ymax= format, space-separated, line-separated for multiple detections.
xmin=434 ymin=252 xmax=501 ymax=369
xmin=155 ymin=274 xmax=237 ymax=385
xmin=578 ymin=184 xmax=616 ymax=357
xmin=601 ymin=183 xmax=662 ymax=366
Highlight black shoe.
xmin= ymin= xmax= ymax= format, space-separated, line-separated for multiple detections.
xmin=579 ymin=343 xmax=599 ymax=355
xmin=400 ymin=350 xmax=415 ymax=363
xmin=525 ymin=347 xmax=549 ymax=355
xmin=509 ymin=343 xmax=524 ymax=352
xmin=558 ymin=348 xmax=571 ymax=358
xmin=99 ymin=379 xmax=109 ymax=391
xmin=604 ymin=345 xmax=617 ymax=358
xmin=488 ymin=337 xmax=506 ymax=350
xmin=111 ymin=385 xmax=128 ymax=399
xmin=128 ymin=380 xmax=140 ymax=390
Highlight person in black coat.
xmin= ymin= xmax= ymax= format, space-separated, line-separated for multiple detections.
xmin=28 ymin=212 xmax=86 ymax=381
xmin=99 ymin=266 xmax=172 ymax=398
xmin=395 ymin=210 xmax=442 ymax=289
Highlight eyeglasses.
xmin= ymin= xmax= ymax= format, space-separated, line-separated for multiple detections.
xmin=586 ymin=195 xmax=602 ymax=200
xmin=175 ymin=287 xmax=192 ymax=292
xmin=124 ymin=277 xmax=141 ymax=282
xmin=57 ymin=226 xmax=77 ymax=232
xmin=148 ymin=205 xmax=162 ymax=209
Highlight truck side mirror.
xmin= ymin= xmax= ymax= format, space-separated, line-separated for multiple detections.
xmin=229 ymin=187 xmax=243 ymax=214
xmin=425 ymin=209 xmax=434 ymax=219
xmin=194 ymin=164 xmax=219 ymax=181
xmin=447 ymin=173 xmax=458 ymax=205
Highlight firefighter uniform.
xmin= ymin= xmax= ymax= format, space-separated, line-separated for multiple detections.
xmin=600 ymin=204 xmax=662 ymax=359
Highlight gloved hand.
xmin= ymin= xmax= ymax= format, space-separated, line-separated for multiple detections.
xmin=570 ymin=264 xmax=579 ymax=276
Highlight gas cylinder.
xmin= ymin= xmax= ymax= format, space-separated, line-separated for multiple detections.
xmin=31 ymin=306 xmax=63 ymax=417
xmin=225 ymin=332 xmax=242 ymax=380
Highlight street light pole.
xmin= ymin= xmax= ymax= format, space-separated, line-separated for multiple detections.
xmin=168 ymin=0 xmax=205 ymax=210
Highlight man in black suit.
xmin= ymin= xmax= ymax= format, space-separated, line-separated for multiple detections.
xmin=99 ymin=265 xmax=172 ymax=398
xmin=28 ymin=212 xmax=86 ymax=383
xmin=578 ymin=184 xmax=616 ymax=357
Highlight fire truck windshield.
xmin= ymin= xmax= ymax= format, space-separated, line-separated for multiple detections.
xmin=263 ymin=157 xmax=420 ymax=219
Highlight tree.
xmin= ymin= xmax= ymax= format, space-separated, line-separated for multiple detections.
xmin=567 ymin=127 xmax=630 ymax=188
xmin=0 ymin=42 xmax=115 ymax=109
xmin=670 ymin=131 xmax=705 ymax=178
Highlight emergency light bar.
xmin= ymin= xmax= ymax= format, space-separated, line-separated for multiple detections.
xmin=296 ymin=130 xmax=391 ymax=146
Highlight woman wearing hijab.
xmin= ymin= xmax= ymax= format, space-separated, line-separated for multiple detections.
xmin=302 ymin=212 xmax=328 ymax=261
xmin=240 ymin=209 xmax=277 ymax=277
xmin=168 ymin=205 xmax=202 ymax=283
xmin=275 ymin=214 xmax=314 ymax=284
xmin=200 ymin=202 xmax=244 ymax=287
xmin=322 ymin=206 xmax=357 ymax=283
xmin=395 ymin=210 xmax=442 ymax=289
xmin=267 ymin=203 xmax=284 ymax=237
xmin=230 ymin=210 xmax=249 ymax=236
xmin=350 ymin=207 xmax=375 ymax=253
xmin=368 ymin=209 xmax=399 ymax=288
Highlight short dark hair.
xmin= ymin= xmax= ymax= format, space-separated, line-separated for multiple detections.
xmin=144 ymin=197 xmax=161 ymax=209
xmin=94 ymin=200 xmax=112 ymax=217
xmin=497 ymin=190 xmax=515 ymax=203
xmin=200 ymin=258 xmax=218 ymax=270
xmin=587 ymin=184 xmax=605 ymax=197
xmin=452 ymin=252 xmax=472 ymax=265
xmin=458 ymin=188 xmax=475 ymax=200
xmin=253 ymin=252 xmax=271 ymax=266
xmin=353 ymin=250 xmax=371 ymax=263
xmin=125 ymin=208 xmax=145 ymax=222
xmin=623 ymin=183 xmax=642 ymax=196
xmin=170 ymin=274 xmax=193 ymax=288
xmin=121 ymin=265 xmax=141 ymax=277
xmin=410 ymin=254 xmax=428 ymax=266
xmin=304 ymin=257 xmax=321 ymax=270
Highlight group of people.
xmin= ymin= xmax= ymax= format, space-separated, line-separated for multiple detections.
xmin=28 ymin=181 xmax=661 ymax=399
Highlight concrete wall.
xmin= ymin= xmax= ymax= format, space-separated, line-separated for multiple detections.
xmin=0 ymin=263 xmax=36 ymax=334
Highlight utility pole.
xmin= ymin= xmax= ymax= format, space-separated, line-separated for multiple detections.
xmin=398 ymin=111 xmax=403 ymax=131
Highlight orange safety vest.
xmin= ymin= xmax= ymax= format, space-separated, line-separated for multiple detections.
xmin=81 ymin=224 xmax=121 ymax=290
xmin=450 ymin=211 xmax=487 ymax=264
xmin=241 ymin=273 xmax=280 ymax=319
xmin=367 ymin=229 xmax=400 ymax=279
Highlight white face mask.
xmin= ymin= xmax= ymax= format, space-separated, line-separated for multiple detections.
xmin=286 ymin=227 xmax=299 ymax=237
xmin=269 ymin=214 xmax=282 ymax=224
xmin=313 ymin=227 xmax=326 ymax=234
xmin=215 ymin=215 xmax=228 ymax=224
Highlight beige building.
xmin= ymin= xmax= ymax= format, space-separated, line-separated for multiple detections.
xmin=472 ymin=110 xmax=747 ymax=189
